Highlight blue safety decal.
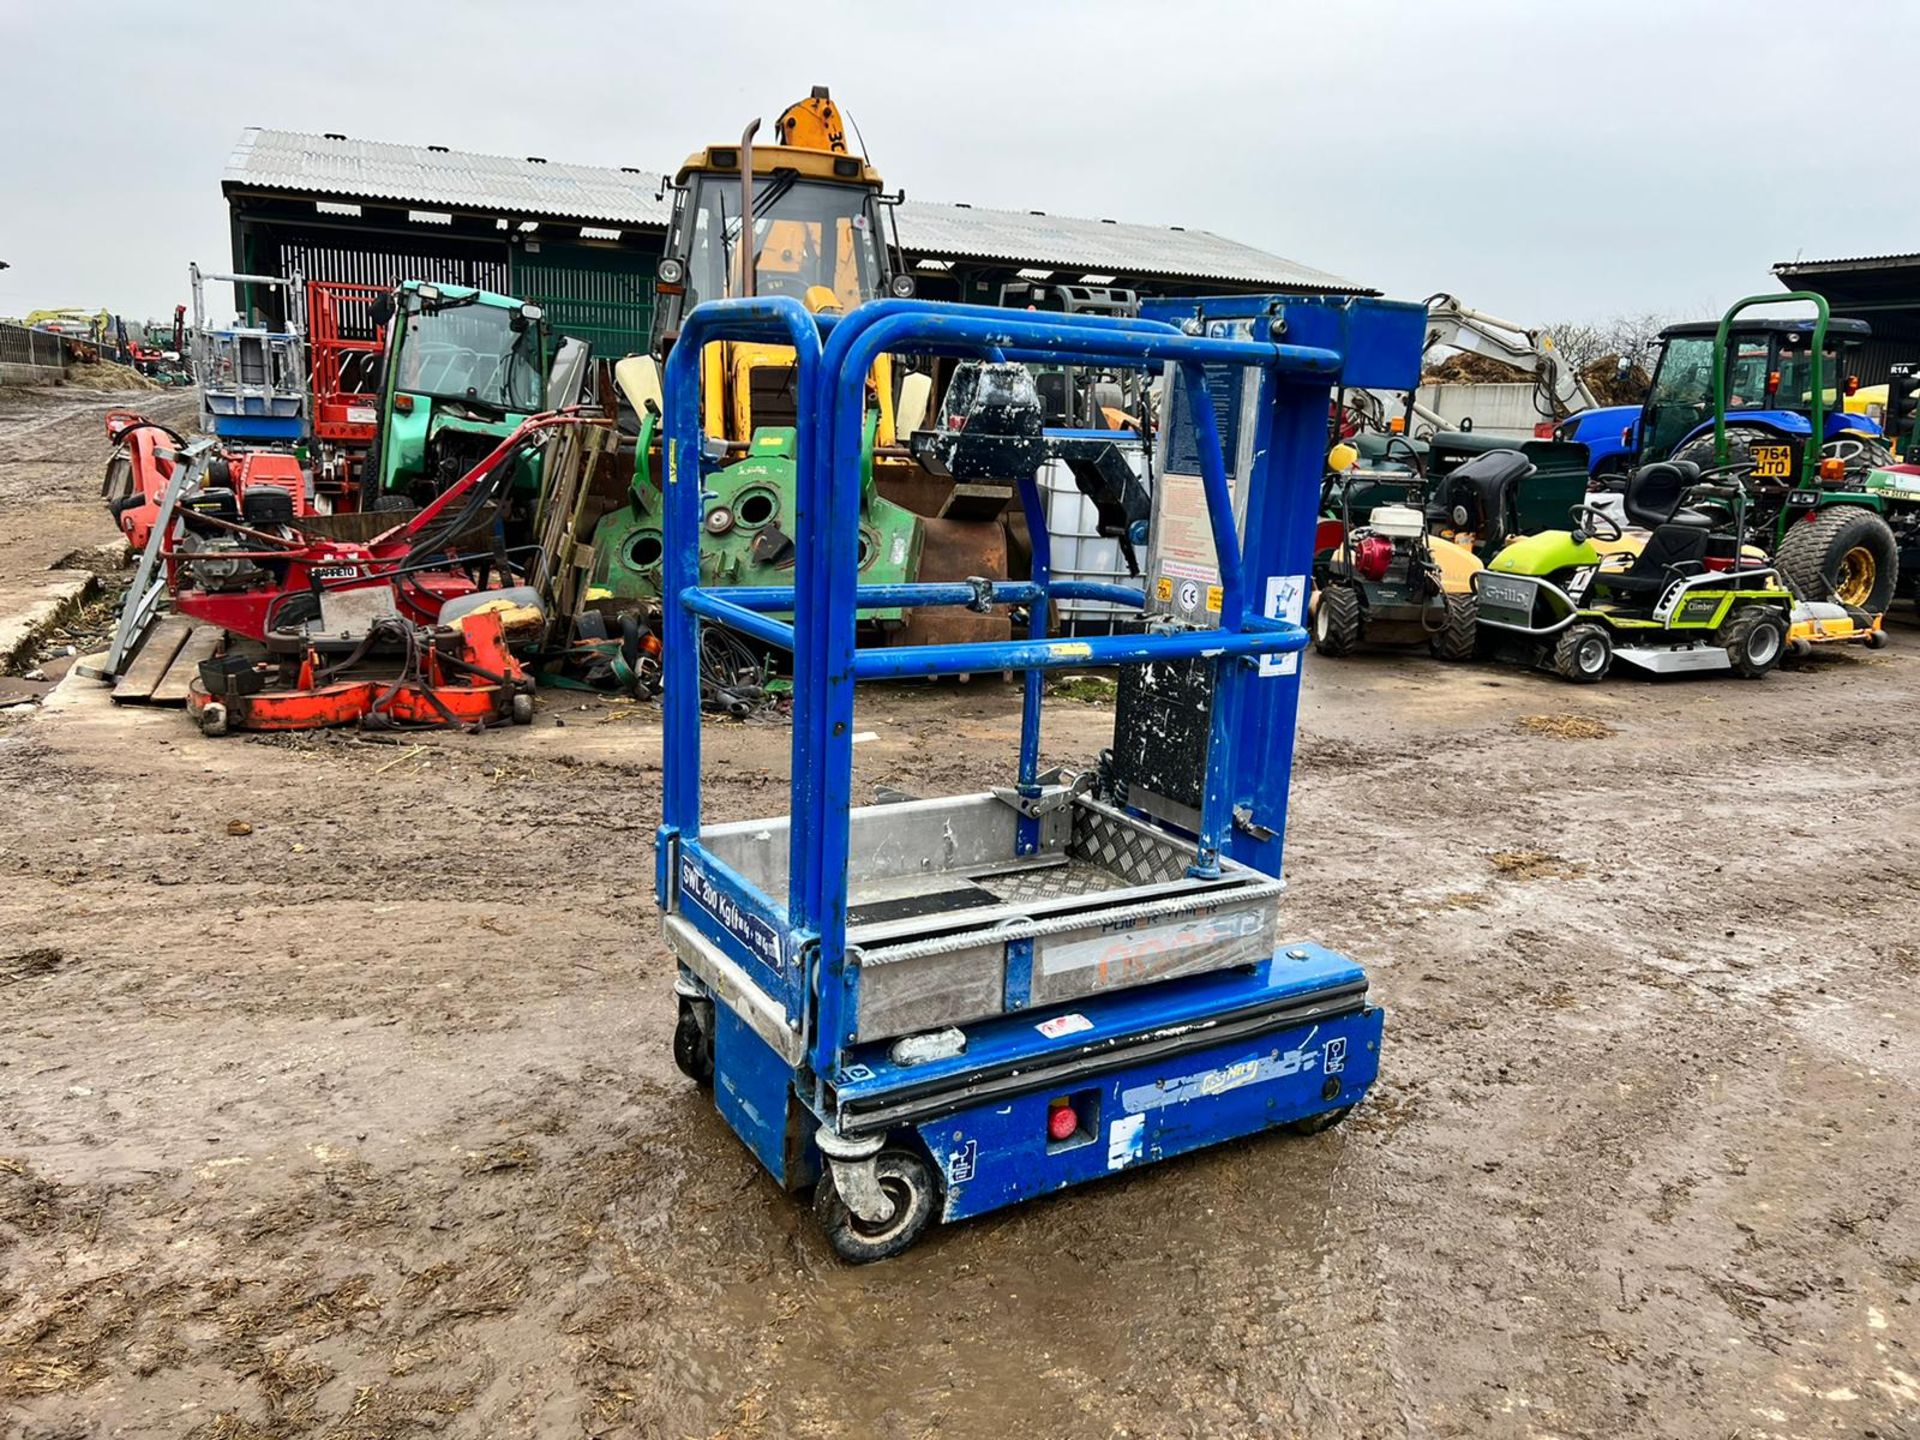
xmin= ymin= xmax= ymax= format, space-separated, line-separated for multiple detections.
xmin=1119 ymin=1026 xmax=1328 ymax=1114
xmin=679 ymin=854 xmax=784 ymax=971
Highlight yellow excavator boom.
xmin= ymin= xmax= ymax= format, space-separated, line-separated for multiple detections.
xmin=775 ymin=86 xmax=851 ymax=154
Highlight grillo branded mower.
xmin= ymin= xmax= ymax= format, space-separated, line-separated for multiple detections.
xmin=653 ymin=292 xmax=1424 ymax=1260
xmin=1474 ymin=460 xmax=1797 ymax=682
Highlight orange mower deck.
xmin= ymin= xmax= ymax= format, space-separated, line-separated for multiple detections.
xmin=186 ymin=608 xmax=535 ymax=736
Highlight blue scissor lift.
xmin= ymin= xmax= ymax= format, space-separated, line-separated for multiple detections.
xmin=656 ymin=294 xmax=1425 ymax=1260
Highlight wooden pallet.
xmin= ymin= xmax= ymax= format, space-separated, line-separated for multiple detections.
xmin=111 ymin=616 xmax=223 ymax=706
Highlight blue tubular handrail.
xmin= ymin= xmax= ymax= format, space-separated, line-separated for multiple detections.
xmin=787 ymin=299 xmax=1243 ymax=964
xmin=659 ymin=296 xmax=825 ymax=876
xmin=795 ymin=302 xmax=1337 ymax=1075
xmin=850 ymin=622 xmax=1306 ymax=680
xmin=707 ymin=580 xmax=1147 ymax=613
xmin=682 ymin=589 xmax=799 ymax=652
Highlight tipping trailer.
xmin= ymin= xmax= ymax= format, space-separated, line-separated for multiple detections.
xmin=655 ymin=291 xmax=1423 ymax=1259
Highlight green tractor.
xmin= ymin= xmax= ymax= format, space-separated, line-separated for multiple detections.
xmin=1631 ymin=293 xmax=1900 ymax=616
xmin=361 ymin=280 xmax=557 ymax=508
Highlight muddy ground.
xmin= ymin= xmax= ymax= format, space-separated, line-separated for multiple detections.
xmin=0 ymin=387 xmax=194 ymax=619
xmin=2 ymin=389 xmax=1917 ymax=1439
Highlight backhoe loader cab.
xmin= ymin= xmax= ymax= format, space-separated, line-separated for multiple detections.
xmin=650 ymin=91 xmax=908 ymax=357
xmin=598 ymin=89 xmax=933 ymax=629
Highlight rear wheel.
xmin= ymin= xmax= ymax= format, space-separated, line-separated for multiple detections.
xmin=1312 ymin=582 xmax=1364 ymax=656
xmin=1822 ymin=433 xmax=1894 ymax=474
xmin=815 ymin=1150 xmax=936 ymax=1263
xmin=1719 ymin=607 xmax=1786 ymax=679
xmin=1552 ymin=622 xmax=1612 ymax=684
xmin=1428 ymin=592 xmax=1478 ymax=661
xmin=1775 ymin=505 xmax=1899 ymax=612
xmin=1669 ymin=422 xmax=1783 ymax=480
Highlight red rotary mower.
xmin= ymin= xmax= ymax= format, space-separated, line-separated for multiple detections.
xmin=104 ymin=411 xmax=606 ymax=734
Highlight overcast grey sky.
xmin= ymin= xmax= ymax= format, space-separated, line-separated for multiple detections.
xmin=7 ymin=0 xmax=1918 ymax=328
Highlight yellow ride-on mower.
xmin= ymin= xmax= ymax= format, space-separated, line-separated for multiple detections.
xmin=1310 ymin=443 xmax=1525 ymax=660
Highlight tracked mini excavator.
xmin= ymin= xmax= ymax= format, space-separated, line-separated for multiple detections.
xmin=597 ymin=88 xmax=1010 ymax=647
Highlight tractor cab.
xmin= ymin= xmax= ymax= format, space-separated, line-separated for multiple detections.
xmin=1636 ymin=315 xmax=1879 ymax=473
xmin=366 ymin=280 xmax=551 ymax=506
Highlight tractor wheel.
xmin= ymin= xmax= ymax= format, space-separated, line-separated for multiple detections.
xmin=1428 ymin=592 xmax=1479 ymax=662
xmin=1775 ymin=506 xmax=1899 ymax=613
xmin=814 ymin=1150 xmax=936 ymax=1263
xmin=1311 ymin=583 xmax=1364 ymax=657
xmin=1551 ymin=622 xmax=1612 ymax=684
xmin=1821 ymin=433 xmax=1895 ymax=475
xmin=1718 ymin=607 xmax=1787 ymax=679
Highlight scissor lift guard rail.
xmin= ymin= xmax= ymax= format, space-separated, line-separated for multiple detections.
xmin=655 ymin=293 xmax=1425 ymax=1260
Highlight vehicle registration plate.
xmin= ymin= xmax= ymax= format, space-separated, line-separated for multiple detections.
xmin=1751 ymin=444 xmax=1793 ymax=479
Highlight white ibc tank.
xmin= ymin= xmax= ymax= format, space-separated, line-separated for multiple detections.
xmin=1039 ymin=452 xmax=1148 ymax=635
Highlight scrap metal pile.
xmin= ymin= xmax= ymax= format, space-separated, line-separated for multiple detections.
xmin=88 ymin=90 xmax=1156 ymax=737
xmin=87 ymin=94 xmax=1920 ymax=741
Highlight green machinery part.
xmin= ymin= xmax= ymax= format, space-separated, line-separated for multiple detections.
xmin=588 ymin=415 xmax=923 ymax=619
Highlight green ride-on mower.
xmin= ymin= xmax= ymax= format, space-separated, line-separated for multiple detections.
xmin=1473 ymin=461 xmax=1795 ymax=683
xmin=1310 ymin=442 xmax=1515 ymax=660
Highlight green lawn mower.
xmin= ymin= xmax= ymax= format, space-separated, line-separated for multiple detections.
xmin=1474 ymin=462 xmax=1794 ymax=683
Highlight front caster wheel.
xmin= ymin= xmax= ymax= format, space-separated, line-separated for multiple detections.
xmin=814 ymin=1150 xmax=936 ymax=1263
xmin=671 ymin=997 xmax=714 ymax=1086
xmin=198 ymin=701 xmax=229 ymax=738
xmin=510 ymin=691 xmax=535 ymax=725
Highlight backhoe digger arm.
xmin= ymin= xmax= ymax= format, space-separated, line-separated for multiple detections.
xmin=1423 ymin=292 xmax=1598 ymax=419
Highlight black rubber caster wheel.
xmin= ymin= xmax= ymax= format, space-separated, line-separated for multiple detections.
xmin=671 ymin=997 xmax=714 ymax=1086
xmin=814 ymin=1150 xmax=936 ymax=1263
xmin=1285 ymin=1104 xmax=1353 ymax=1137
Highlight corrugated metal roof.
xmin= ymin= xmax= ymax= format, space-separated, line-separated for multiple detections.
xmin=1775 ymin=253 xmax=1920 ymax=274
xmin=892 ymin=200 xmax=1357 ymax=289
xmin=226 ymin=128 xmax=1364 ymax=292
xmin=225 ymin=128 xmax=672 ymax=227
